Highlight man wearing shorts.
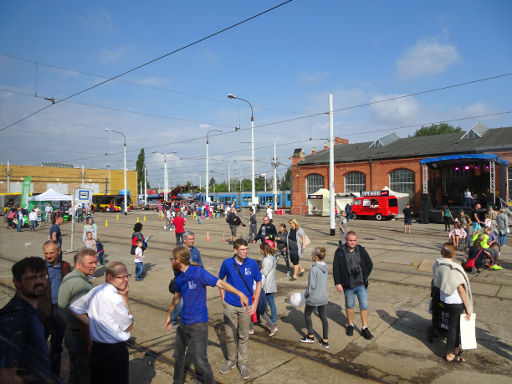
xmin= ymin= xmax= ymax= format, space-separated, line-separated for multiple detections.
xmin=227 ymin=207 xmax=241 ymax=245
xmin=333 ymin=231 xmax=374 ymax=340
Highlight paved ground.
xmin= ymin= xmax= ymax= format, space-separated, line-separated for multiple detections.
xmin=1 ymin=210 xmax=511 ymax=383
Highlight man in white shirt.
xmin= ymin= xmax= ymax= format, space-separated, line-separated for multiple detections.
xmin=266 ymin=204 xmax=273 ymax=224
xmin=45 ymin=204 xmax=53 ymax=223
xmin=70 ymin=262 xmax=133 ymax=384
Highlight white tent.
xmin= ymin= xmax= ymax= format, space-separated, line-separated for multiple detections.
xmin=307 ymin=188 xmax=330 ymax=216
xmin=29 ymin=188 xmax=72 ymax=202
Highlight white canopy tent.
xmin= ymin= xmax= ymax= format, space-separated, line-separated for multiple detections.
xmin=307 ymin=188 xmax=330 ymax=216
xmin=29 ymin=188 xmax=72 ymax=202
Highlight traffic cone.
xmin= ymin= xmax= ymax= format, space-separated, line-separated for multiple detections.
xmin=137 ymin=217 xmax=140 ymax=223
xmin=222 ymin=234 xmax=226 ymax=242
xmin=143 ymin=216 xmax=146 ymax=221
xmin=105 ymin=219 xmax=108 ymax=227
xmin=206 ymin=232 xmax=210 ymax=241
xmin=116 ymin=214 xmax=119 ymax=220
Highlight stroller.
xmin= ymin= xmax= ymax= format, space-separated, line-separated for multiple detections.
xmin=427 ymin=282 xmax=450 ymax=343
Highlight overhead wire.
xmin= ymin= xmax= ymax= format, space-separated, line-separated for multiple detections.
xmin=0 ymin=0 xmax=294 ymax=134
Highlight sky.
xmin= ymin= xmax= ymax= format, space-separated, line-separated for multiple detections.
xmin=0 ymin=0 xmax=511 ymax=189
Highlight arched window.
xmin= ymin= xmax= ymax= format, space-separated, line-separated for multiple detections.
xmin=345 ymin=172 xmax=366 ymax=193
xmin=306 ymin=174 xmax=324 ymax=194
xmin=389 ymin=169 xmax=415 ymax=196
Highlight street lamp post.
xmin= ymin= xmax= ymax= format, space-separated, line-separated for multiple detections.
xmin=227 ymin=93 xmax=256 ymax=210
xmin=206 ymin=129 xmax=222 ymax=204
xmin=105 ymin=128 xmax=128 ymax=215
xmin=152 ymin=151 xmax=177 ymax=201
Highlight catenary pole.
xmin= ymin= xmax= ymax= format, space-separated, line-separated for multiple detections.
xmin=329 ymin=93 xmax=335 ymax=236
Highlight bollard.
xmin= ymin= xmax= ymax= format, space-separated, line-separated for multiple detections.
xmin=105 ymin=219 xmax=108 ymax=227
xmin=206 ymin=232 xmax=210 ymax=241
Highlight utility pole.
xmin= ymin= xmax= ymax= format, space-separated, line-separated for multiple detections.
xmin=144 ymin=167 xmax=147 ymax=206
xmin=272 ymin=143 xmax=278 ymax=209
xmin=329 ymin=93 xmax=335 ymax=236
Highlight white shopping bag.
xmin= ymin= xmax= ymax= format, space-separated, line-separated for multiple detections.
xmin=460 ymin=313 xmax=477 ymax=350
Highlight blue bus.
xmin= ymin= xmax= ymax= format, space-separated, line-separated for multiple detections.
xmin=198 ymin=191 xmax=291 ymax=209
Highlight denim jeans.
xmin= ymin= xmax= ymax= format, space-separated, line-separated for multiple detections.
xmin=344 ymin=285 xmax=369 ymax=310
xmin=499 ymin=233 xmax=507 ymax=246
xmin=30 ymin=220 xmax=37 ymax=231
xmin=176 ymin=232 xmax=184 ymax=246
xmin=135 ymin=262 xmax=144 ymax=280
xmin=17 ymin=217 xmax=22 ymax=231
xmin=266 ymin=293 xmax=277 ymax=324
xmin=173 ymin=322 xmax=214 ymax=384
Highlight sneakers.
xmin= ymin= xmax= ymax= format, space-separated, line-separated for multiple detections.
xmin=269 ymin=326 xmax=278 ymax=337
xmin=491 ymin=265 xmax=503 ymax=270
xmin=318 ymin=340 xmax=329 ymax=349
xmin=247 ymin=328 xmax=254 ymax=335
xmin=361 ymin=328 xmax=374 ymax=340
xmin=239 ymin=364 xmax=250 ymax=380
xmin=346 ymin=324 xmax=355 ymax=336
xmin=219 ymin=360 xmax=236 ymax=374
xmin=299 ymin=335 xmax=314 ymax=343
xmin=286 ymin=271 xmax=291 ymax=277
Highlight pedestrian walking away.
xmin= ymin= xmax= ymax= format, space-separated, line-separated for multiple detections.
xmin=218 ymin=238 xmax=262 ymax=380
xmin=70 ymin=262 xmax=133 ymax=384
xmin=165 ymin=246 xmax=248 ymax=384
xmin=333 ymin=231 xmax=374 ymax=340
xmin=300 ymin=247 xmax=329 ymax=348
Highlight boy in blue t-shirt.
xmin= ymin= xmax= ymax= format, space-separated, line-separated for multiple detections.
xmin=218 ymin=238 xmax=262 ymax=380
xmin=165 ymin=246 xmax=248 ymax=384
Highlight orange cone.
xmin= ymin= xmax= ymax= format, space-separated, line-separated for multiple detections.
xmin=206 ymin=232 xmax=210 ymax=241
xmin=222 ymin=234 xmax=226 ymax=242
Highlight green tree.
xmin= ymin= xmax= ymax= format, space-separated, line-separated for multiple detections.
xmin=414 ymin=123 xmax=462 ymax=137
xmin=135 ymin=148 xmax=148 ymax=193
xmin=280 ymin=167 xmax=291 ymax=190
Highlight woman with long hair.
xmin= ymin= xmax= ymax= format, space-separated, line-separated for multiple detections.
xmin=286 ymin=219 xmax=306 ymax=281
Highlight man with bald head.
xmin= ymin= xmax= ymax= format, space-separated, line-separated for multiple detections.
xmin=40 ymin=240 xmax=71 ymax=379
xmin=71 ymin=262 xmax=133 ymax=384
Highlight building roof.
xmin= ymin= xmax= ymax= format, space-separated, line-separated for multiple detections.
xmin=299 ymin=126 xmax=512 ymax=166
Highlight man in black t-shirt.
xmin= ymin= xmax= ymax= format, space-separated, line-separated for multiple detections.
xmin=403 ymin=204 xmax=413 ymax=234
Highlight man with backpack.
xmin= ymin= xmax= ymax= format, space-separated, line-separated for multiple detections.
xmin=226 ymin=207 xmax=243 ymax=245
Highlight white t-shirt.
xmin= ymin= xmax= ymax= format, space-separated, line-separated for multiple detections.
xmin=29 ymin=212 xmax=38 ymax=221
xmin=266 ymin=207 xmax=273 ymax=220
xmin=134 ymin=247 xmax=143 ymax=263
xmin=441 ymin=289 xmax=463 ymax=304
xmin=70 ymin=283 xmax=132 ymax=343
xmin=45 ymin=206 xmax=53 ymax=214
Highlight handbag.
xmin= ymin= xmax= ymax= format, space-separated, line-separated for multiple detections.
xmin=304 ymin=233 xmax=311 ymax=247
xmin=462 ymin=249 xmax=483 ymax=271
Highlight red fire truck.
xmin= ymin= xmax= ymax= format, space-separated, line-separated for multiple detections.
xmin=351 ymin=190 xmax=399 ymax=221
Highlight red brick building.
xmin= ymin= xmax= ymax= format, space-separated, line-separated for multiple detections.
xmin=291 ymin=124 xmax=512 ymax=215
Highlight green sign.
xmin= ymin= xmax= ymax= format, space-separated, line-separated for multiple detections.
xmin=20 ymin=176 xmax=32 ymax=209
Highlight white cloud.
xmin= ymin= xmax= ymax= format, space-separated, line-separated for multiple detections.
xmin=99 ymin=44 xmax=131 ymax=65
xmin=80 ymin=8 xmax=115 ymax=31
xmin=395 ymin=39 xmax=460 ymax=80
xmin=370 ymin=94 xmax=420 ymax=123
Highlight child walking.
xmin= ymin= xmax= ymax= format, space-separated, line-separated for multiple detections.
xmin=134 ymin=239 xmax=145 ymax=281
xmin=249 ymin=260 xmax=278 ymax=337
xmin=300 ymin=247 xmax=329 ymax=348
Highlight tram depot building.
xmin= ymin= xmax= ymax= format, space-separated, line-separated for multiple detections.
xmin=290 ymin=123 xmax=512 ymax=219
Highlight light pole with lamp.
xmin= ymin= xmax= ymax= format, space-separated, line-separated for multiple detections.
xmin=227 ymin=93 xmax=257 ymax=210
xmin=105 ymin=128 xmax=128 ymax=215
xmin=205 ymin=129 xmax=222 ymax=203
xmin=152 ymin=151 xmax=177 ymax=201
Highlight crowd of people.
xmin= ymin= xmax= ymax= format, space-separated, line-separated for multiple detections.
xmin=0 ymin=193 xmax=494 ymax=383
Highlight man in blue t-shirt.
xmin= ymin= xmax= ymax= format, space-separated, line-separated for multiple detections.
xmin=165 ymin=246 xmax=248 ymax=384
xmin=218 ymin=238 xmax=262 ymax=380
